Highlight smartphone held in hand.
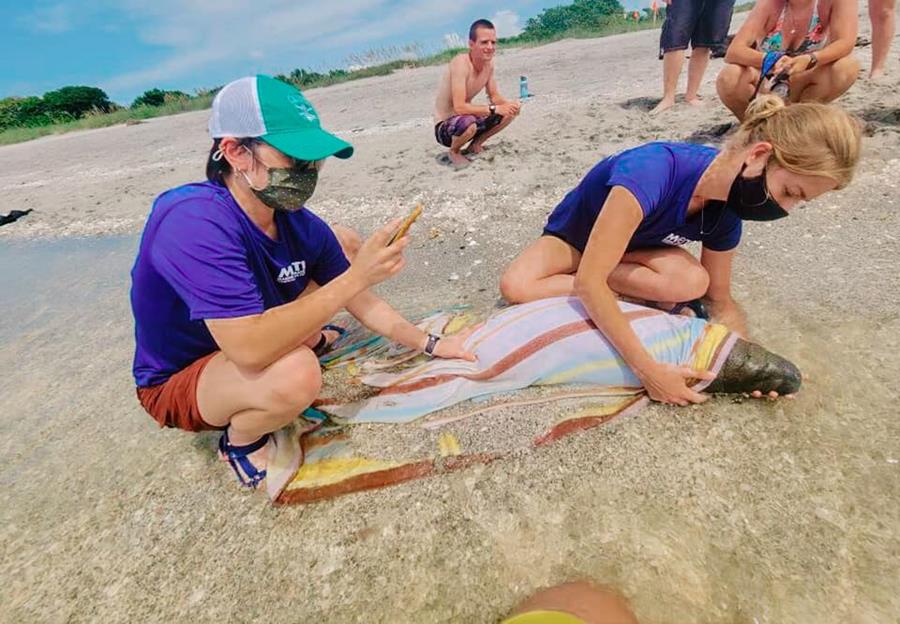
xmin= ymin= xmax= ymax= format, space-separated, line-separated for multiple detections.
xmin=388 ymin=204 xmax=423 ymax=246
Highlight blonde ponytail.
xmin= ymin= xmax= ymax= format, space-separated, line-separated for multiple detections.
xmin=743 ymin=94 xmax=787 ymax=127
xmin=729 ymin=95 xmax=862 ymax=189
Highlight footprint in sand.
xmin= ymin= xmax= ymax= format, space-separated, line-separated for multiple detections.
xmin=619 ymin=96 xmax=658 ymax=112
xmin=859 ymin=106 xmax=900 ymax=130
xmin=682 ymin=122 xmax=737 ymax=144
xmin=434 ymin=153 xmax=472 ymax=171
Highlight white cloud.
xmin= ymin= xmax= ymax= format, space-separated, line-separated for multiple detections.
xmin=18 ymin=4 xmax=74 ymax=34
xmin=491 ymin=9 xmax=522 ymax=38
xmin=99 ymin=0 xmax=483 ymax=97
xmin=100 ymin=0 xmax=383 ymax=93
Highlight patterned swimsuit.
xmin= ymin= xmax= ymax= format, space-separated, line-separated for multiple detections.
xmin=759 ymin=0 xmax=827 ymax=54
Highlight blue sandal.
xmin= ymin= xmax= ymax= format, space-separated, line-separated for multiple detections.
xmin=218 ymin=430 xmax=270 ymax=489
xmin=313 ymin=324 xmax=347 ymax=356
xmin=668 ymin=299 xmax=710 ymax=320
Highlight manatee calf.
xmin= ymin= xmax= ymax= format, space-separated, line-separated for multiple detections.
xmin=320 ymin=297 xmax=804 ymax=424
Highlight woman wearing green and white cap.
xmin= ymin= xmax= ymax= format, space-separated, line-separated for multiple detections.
xmin=130 ymin=75 xmax=476 ymax=489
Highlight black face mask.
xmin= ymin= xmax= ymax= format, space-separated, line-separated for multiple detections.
xmin=727 ymin=164 xmax=790 ymax=221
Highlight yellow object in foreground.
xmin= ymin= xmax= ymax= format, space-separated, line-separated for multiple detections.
xmin=438 ymin=432 xmax=462 ymax=457
xmin=501 ymin=610 xmax=586 ymax=624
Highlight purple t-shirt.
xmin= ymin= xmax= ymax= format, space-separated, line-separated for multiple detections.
xmin=131 ymin=181 xmax=349 ymax=387
xmin=544 ymin=142 xmax=742 ymax=253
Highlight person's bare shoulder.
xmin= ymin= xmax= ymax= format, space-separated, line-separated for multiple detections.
xmin=740 ymin=0 xmax=780 ymax=36
xmin=448 ymin=53 xmax=472 ymax=83
xmin=449 ymin=53 xmax=471 ymax=71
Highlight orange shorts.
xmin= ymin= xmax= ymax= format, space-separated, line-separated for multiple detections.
xmin=136 ymin=352 xmax=224 ymax=432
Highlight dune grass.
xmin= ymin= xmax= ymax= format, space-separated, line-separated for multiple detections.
xmin=0 ymin=94 xmax=214 ymax=146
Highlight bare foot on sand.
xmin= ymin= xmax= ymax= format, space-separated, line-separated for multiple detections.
xmin=467 ymin=142 xmax=488 ymax=155
xmin=448 ymin=151 xmax=470 ymax=169
xmin=650 ymin=97 xmax=675 ymax=115
xmin=869 ymin=68 xmax=887 ymax=81
xmin=686 ymin=96 xmax=705 ymax=107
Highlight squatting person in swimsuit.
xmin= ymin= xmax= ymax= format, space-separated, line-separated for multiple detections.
xmin=433 ymin=18 xmax=521 ymax=169
xmin=130 ymin=75 xmax=475 ymax=489
xmin=499 ymin=95 xmax=861 ymax=406
xmin=716 ymin=0 xmax=859 ymax=120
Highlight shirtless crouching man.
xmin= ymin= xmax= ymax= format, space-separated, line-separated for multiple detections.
xmin=434 ymin=19 xmax=521 ymax=168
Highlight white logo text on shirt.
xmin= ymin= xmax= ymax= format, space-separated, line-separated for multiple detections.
xmin=661 ymin=233 xmax=691 ymax=246
xmin=277 ymin=260 xmax=307 ymax=284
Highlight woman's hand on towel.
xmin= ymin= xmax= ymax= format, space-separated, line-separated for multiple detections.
xmin=641 ymin=363 xmax=716 ymax=406
xmin=432 ymin=325 xmax=480 ymax=362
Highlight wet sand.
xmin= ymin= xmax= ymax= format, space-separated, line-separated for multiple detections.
xmin=1 ymin=9 xmax=899 ymax=624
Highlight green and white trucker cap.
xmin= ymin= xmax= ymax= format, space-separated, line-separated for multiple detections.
xmin=208 ymin=75 xmax=353 ymax=161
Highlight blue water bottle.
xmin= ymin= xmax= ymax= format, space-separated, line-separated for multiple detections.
xmin=519 ymin=75 xmax=529 ymax=100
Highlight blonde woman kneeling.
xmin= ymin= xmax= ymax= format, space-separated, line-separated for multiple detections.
xmin=500 ymin=96 xmax=861 ymax=407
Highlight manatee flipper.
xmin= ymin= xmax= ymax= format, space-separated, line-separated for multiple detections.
xmin=706 ymin=338 xmax=802 ymax=395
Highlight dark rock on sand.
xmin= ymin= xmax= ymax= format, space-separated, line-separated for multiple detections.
xmin=0 ymin=209 xmax=32 ymax=227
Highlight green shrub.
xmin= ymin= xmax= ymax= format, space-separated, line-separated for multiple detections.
xmin=132 ymin=88 xmax=190 ymax=108
xmin=42 ymin=85 xmax=112 ymax=117
xmin=517 ymin=0 xmax=626 ymax=40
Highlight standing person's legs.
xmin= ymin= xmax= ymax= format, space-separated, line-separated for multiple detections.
xmin=652 ymin=51 xmax=687 ymax=114
xmin=652 ymin=0 xmax=701 ymax=114
xmin=688 ymin=0 xmax=737 ymax=104
xmin=685 ymin=47 xmax=712 ymax=104
xmin=869 ymin=0 xmax=897 ymax=79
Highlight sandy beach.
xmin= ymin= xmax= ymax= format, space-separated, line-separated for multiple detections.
xmin=1 ymin=9 xmax=899 ymax=624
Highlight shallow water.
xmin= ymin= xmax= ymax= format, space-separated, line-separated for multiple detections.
xmin=1 ymin=234 xmax=897 ymax=623
xmin=0 ymin=235 xmax=137 ymax=346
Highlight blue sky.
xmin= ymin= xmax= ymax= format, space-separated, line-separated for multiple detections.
xmin=2 ymin=0 xmax=648 ymax=105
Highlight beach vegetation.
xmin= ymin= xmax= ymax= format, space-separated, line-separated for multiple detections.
xmin=0 ymin=86 xmax=114 ymax=132
xmin=0 ymin=92 xmax=214 ymax=145
xmin=131 ymin=88 xmax=190 ymax=108
xmin=42 ymin=85 xmax=113 ymax=117
xmin=0 ymin=0 xmax=755 ymax=146
xmin=514 ymin=0 xmax=632 ymax=40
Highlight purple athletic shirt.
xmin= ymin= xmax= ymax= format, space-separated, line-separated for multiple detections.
xmin=130 ymin=181 xmax=350 ymax=388
xmin=544 ymin=142 xmax=742 ymax=253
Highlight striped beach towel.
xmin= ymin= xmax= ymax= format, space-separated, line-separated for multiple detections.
xmin=269 ymin=297 xmax=737 ymax=505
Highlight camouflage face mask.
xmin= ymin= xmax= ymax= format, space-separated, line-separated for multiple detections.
xmin=242 ymin=149 xmax=318 ymax=212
